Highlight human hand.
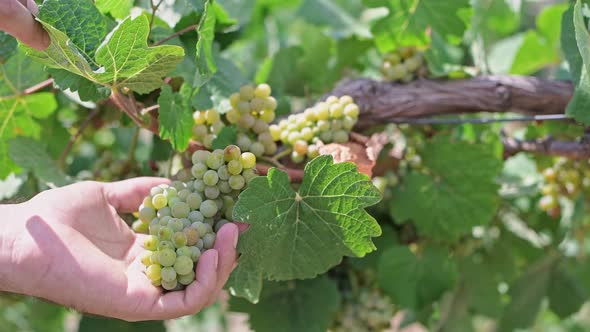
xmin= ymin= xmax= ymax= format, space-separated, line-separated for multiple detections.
xmin=0 ymin=0 xmax=49 ymax=50
xmin=0 ymin=178 xmax=239 ymax=321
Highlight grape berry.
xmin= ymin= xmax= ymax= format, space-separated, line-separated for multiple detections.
xmin=380 ymin=46 xmax=426 ymax=83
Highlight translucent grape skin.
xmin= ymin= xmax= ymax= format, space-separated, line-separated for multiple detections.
xmin=203 ymin=170 xmax=220 ymax=186
xmin=161 ymin=267 xmax=177 ymax=282
xmin=224 ymin=145 xmax=241 ymax=162
xmin=227 ymin=160 xmax=243 ymax=175
xmin=146 ymin=264 xmax=162 ymax=281
xmin=203 ymin=233 xmax=216 ymax=249
xmin=229 ymin=175 xmax=246 ymax=190
xmin=174 ymin=256 xmax=194 ymax=275
xmin=144 ymin=235 xmax=159 ymax=251
xmin=161 ymin=278 xmax=178 ymax=291
xmin=178 ymin=271 xmax=196 ymax=285
xmin=200 ymin=200 xmax=218 ymax=218
xmin=159 ymin=248 xmax=177 ymax=267
xmin=240 ymin=152 xmax=256 ymax=169
xmin=172 ymin=232 xmax=188 ymax=248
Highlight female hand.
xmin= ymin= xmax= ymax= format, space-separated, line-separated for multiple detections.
xmin=0 ymin=178 xmax=239 ymax=321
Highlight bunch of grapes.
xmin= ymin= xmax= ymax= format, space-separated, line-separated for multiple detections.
xmin=133 ymin=145 xmax=258 ymax=290
xmin=538 ymin=158 xmax=590 ymax=217
xmin=270 ymin=95 xmax=360 ymax=163
xmin=226 ymin=84 xmax=278 ymax=157
xmin=380 ymin=46 xmax=426 ymax=83
xmin=371 ymin=171 xmax=399 ymax=194
xmin=330 ymin=288 xmax=395 ymax=332
xmin=192 ymin=109 xmax=225 ymax=149
xmin=90 ymin=151 xmax=139 ymax=181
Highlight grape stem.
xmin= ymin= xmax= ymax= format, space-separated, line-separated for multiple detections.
xmin=258 ymin=156 xmax=285 ymax=169
xmin=271 ymin=148 xmax=293 ymax=162
xmin=58 ymin=107 xmax=101 ymax=170
xmin=148 ymin=0 xmax=165 ymax=39
xmin=153 ymin=24 xmax=199 ymax=46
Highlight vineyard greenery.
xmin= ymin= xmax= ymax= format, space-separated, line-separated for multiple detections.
xmin=2 ymin=0 xmax=590 ymax=331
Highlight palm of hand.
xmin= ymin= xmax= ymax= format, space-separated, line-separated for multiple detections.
xmin=11 ymin=178 xmax=238 ymax=321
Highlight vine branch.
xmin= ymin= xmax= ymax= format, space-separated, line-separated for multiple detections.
xmin=329 ymin=76 xmax=573 ymax=130
xmin=58 ymin=107 xmax=101 ymax=169
xmin=154 ymin=24 xmax=199 ymax=46
xmin=23 ymin=78 xmax=54 ymax=95
xmin=502 ymin=134 xmax=590 ymax=160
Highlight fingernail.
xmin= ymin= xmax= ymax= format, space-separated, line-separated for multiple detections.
xmin=213 ymin=251 xmax=219 ymax=269
xmin=233 ymin=226 xmax=239 ymax=248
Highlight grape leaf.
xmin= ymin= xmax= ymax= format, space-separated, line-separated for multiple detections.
xmin=25 ymin=13 xmax=184 ymax=95
xmin=79 ymin=316 xmax=165 ymax=332
xmin=498 ymin=254 xmax=560 ymax=331
xmin=194 ymin=0 xmax=217 ymax=88
xmin=92 ymin=16 xmax=185 ymax=94
xmin=390 ymin=135 xmax=501 ymax=240
xmin=230 ymin=155 xmax=381 ymax=301
xmin=0 ymin=32 xmax=17 ymax=63
xmin=211 ymin=125 xmax=237 ymax=149
xmin=563 ymin=1 xmax=590 ymax=124
xmin=471 ymin=0 xmax=521 ymax=43
xmin=297 ymin=0 xmax=372 ymax=39
xmin=226 ymin=260 xmax=263 ymax=303
xmin=424 ymin=32 xmax=466 ymax=77
xmin=229 ymin=277 xmax=341 ymax=332
xmin=95 ymin=0 xmax=134 ymax=19
xmin=8 ymin=137 xmax=70 ymax=187
xmin=48 ymin=69 xmax=111 ymax=102
xmin=37 ymin=0 xmax=108 ymax=61
xmin=158 ymin=85 xmax=193 ymax=152
xmin=0 ymin=50 xmax=54 ymax=178
xmin=377 ymin=245 xmax=456 ymax=310
xmin=366 ymin=0 xmax=471 ymax=51
xmin=548 ymin=265 xmax=587 ymax=319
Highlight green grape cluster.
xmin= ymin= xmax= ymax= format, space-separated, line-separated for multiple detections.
xmin=227 ymin=83 xmax=278 ymax=157
xmin=92 ymin=151 xmax=138 ymax=181
xmin=270 ymin=95 xmax=360 ymax=163
xmin=380 ymin=46 xmax=426 ymax=83
xmin=330 ymin=288 xmax=395 ymax=332
xmin=371 ymin=171 xmax=399 ymax=194
xmin=192 ymin=109 xmax=225 ymax=149
xmin=135 ymin=182 xmax=217 ymax=290
xmin=539 ymin=158 xmax=590 ymax=217
xmin=133 ymin=145 xmax=258 ymax=290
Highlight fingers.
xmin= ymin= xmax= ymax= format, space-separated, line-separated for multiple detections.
xmin=152 ymin=249 xmax=219 ymax=319
xmin=234 ymin=221 xmax=250 ymax=233
xmin=207 ymin=223 xmax=239 ymax=305
xmin=0 ymin=0 xmax=49 ymax=50
xmin=103 ymin=177 xmax=170 ymax=213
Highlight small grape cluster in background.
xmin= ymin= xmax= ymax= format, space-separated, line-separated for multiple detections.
xmin=191 ymin=109 xmax=225 ymax=149
xmin=228 ymin=84 xmax=278 ymax=157
xmin=270 ymin=95 xmax=360 ymax=163
xmin=132 ymin=145 xmax=258 ymax=291
xmin=380 ymin=46 xmax=426 ymax=83
xmin=539 ymin=158 xmax=590 ymax=217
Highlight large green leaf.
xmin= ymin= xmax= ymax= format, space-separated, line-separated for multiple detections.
xmin=297 ymin=0 xmax=372 ymax=38
xmin=367 ymin=0 xmax=471 ymax=51
xmin=230 ymin=155 xmax=381 ymax=301
xmin=8 ymin=137 xmax=70 ymax=187
xmin=38 ymin=0 xmax=108 ymax=60
xmin=0 ymin=50 xmax=54 ymax=178
xmin=564 ymin=1 xmax=590 ymax=124
xmin=230 ymin=277 xmax=341 ymax=332
xmin=48 ymin=68 xmax=111 ymax=102
xmin=498 ymin=254 xmax=560 ymax=330
xmin=95 ymin=0 xmax=134 ymax=19
xmin=390 ymin=136 xmax=502 ymax=240
xmin=79 ymin=316 xmax=165 ymax=332
xmin=194 ymin=0 xmax=217 ymax=88
xmin=548 ymin=265 xmax=587 ymax=319
xmin=470 ymin=0 xmax=521 ymax=43
xmin=0 ymin=32 xmax=17 ymax=63
xmin=377 ymin=245 xmax=457 ymax=310
xmin=25 ymin=13 xmax=184 ymax=95
xmin=157 ymin=85 xmax=193 ymax=152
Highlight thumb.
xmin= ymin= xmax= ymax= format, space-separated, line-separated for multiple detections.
xmin=103 ymin=177 xmax=171 ymax=213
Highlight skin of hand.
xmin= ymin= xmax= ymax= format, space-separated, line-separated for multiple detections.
xmin=0 ymin=177 xmax=239 ymax=321
xmin=0 ymin=0 xmax=50 ymax=50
